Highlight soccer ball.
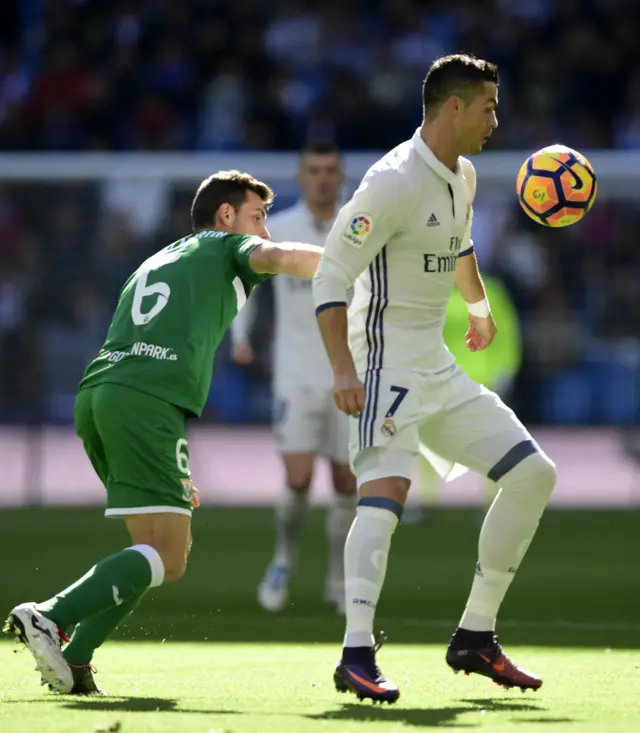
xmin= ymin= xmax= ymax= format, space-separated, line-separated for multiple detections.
xmin=516 ymin=144 xmax=597 ymax=227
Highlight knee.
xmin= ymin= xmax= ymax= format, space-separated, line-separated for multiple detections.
xmin=508 ymin=451 xmax=557 ymax=499
xmin=157 ymin=539 xmax=190 ymax=584
xmin=532 ymin=452 xmax=557 ymax=493
xmin=353 ymin=448 xmax=413 ymax=505
xmin=288 ymin=481 xmax=311 ymax=494
xmin=162 ymin=554 xmax=188 ymax=584
xmin=284 ymin=461 xmax=313 ymax=493
xmin=361 ymin=475 xmax=410 ymax=505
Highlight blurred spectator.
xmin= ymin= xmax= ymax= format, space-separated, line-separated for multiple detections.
xmin=91 ymin=212 xmax=145 ymax=309
xmin=40 ymin=281 xmax=109 ymax=423
xmin=1 ymin=0 xmax=640 ymax=152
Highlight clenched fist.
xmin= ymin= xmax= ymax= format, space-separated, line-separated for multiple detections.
xmin=333 ymin=370 xmax=365 ymax=417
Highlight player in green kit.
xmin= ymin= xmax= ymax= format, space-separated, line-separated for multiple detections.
xmin=4 ymin=170 xmax=324 ymax=695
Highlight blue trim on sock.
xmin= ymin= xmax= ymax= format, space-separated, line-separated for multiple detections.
xmin=487 ymin=439 xmax=538 ymax=483
xmin=358 ymin=496 xmax=403 ymax=519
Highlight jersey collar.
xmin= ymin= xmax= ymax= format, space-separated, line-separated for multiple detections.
xmin=411 ymin=128 xmax=461 ymax=185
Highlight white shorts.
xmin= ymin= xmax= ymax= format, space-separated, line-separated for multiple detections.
xmin=350 ymin=365 xmax=535 ymax=485
xmin=273 ymin=384 xmax=349 ymax=464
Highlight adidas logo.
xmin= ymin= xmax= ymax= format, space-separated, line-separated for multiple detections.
xmin=427 ymin=213 xmax=440 ymax=227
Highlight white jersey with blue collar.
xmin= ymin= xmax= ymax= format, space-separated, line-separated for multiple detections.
xmin=313 ymin=129 xmax=477 ymax=376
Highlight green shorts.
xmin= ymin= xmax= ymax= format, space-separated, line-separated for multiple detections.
xmin=74 ymin=383 xmax=194 ymax=518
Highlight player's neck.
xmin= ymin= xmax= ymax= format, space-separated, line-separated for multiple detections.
xmin=420 ymin=122 xmax=460 ymax=173
xmin=304 ymin=201 xmax=337 ymax=223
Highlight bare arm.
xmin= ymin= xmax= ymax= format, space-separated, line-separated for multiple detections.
xmin=455 ymin=250 xmax=497 ymax=351
xmin=316 ymin=304 xmax=356 ymax=374
xmin=454 ymin=250 xmax=487 ymax=305
xmin=249 ymin=242 xmax=323 ymax=279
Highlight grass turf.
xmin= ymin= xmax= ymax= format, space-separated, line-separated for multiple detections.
xmin=1 ymin=507 xmax=639 ymax=731
xmin=2 ymin=642 xmax=640 ymax=732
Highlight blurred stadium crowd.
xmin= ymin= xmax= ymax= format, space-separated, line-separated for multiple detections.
xmin=0 ymin=0 xmax=638 ymax=427
xmin=1 ymin=0 xmax=639 ymax=151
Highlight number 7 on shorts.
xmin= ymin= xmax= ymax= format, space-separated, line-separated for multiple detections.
xmin=386 ymin=385 xmax=408 ymax=418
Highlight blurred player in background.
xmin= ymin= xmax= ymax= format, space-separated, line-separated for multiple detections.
xmin=231 ymin=143 xmax=356 ymax=614
xmin=5 ymin=171 xmax=324 ymax=695
xmin=404 ymin=275 xmax=522 ymax=523
xmin=313 ymin=54 xmax=557 ymax=704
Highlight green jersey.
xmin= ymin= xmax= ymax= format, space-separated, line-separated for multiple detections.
xmin=80 ymin=230 xmax=270 ymax=417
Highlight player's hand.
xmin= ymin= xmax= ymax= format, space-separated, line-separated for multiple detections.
xmin=333 ymin=370 xmax=365 ymax=417
xmin=466 ymin=314 xmax=497 ymax=352
xmin=232 ymin=341 xmax=255 ymax=366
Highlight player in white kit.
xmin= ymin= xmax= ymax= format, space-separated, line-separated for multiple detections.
xmin=231 ymin=143 xmax=356 ymax=613
xmin=312 ymin=54 xmax=557 ymax=703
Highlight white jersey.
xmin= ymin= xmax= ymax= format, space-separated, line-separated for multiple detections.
xmin=232 ymin=202 xmax=336 ymax=391
xmin=313 ymin=129 xmax=477 ymax=376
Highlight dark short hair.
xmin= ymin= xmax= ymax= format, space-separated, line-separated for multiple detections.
xmin=299 ymin=141 xmax=342 ymax=158
xmin=191 ymin=170 xmax=274 ymax=229
xmin=422 ymin=54 xmax=499 ymax=119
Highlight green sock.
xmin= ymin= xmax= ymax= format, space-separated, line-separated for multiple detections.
xmin=37 ymin=547 xmax=159 ymax=630
xmin=63 ymin=588 xmax=147 ymax=666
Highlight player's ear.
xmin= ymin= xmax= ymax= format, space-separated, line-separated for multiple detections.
xmin=450 ymin=95 xmax=463 ymax=116
xmin=216 ymin=202 xmax=234 ymax=227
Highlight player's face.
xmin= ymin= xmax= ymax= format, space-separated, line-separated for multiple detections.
xmin=458 ymin=82 xmax=498 ymax=155
xmin=223 ymin=191 xmax=270 ymax=239
xmin=297 ymin=153 xmax=344 ymax=207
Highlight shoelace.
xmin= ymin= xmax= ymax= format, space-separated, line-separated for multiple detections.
xmin=362 ymin=631 xmax=388 ymax=682
xmin=58 ymin=631 xmax=98 ymax=676
xmin=69 ymin=663 xmax=98 ymax=674
xmin=374 ymin=630 xmax=387 ymax=654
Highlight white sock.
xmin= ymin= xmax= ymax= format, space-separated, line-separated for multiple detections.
xmin=273 ymin=486 xmax=309 ymax=568
xmin=343 ymin=504 xmax=399 ymax=648
xmin=326 ymin=493 xmax=357 ymax=587
xmin=459 ymin=566 xmax=515 ymax=631
xmin=459 ymin=450 xmax=556 ymax=631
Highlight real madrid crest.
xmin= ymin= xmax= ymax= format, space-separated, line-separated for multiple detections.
xmin=381 ymin=417 xmax=397 ymax=437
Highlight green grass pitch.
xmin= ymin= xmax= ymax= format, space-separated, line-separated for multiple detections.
xmin=1 ymin=507 xmax=639 ymax=732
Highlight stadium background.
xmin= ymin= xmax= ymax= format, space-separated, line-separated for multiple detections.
xmin=0 ymin=0 xmax=639 ymax=663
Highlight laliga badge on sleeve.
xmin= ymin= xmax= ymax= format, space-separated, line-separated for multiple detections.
xmin=340 ymin=213 xmax=373 ymax=249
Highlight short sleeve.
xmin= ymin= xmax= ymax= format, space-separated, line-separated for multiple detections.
xmin=228 ymin=234 xmax=273 ymax=287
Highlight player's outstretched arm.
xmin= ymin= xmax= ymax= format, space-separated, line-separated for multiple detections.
xmin=455 ymin=250 xmax=497 ymax=352
xmin=249 ymin=241 xmax=323 ymax=279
